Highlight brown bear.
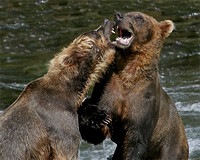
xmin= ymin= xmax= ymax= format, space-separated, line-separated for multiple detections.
xmin=0 ymin=19 xmax=115 ymax=160
xmin=78 ymin=12 xmax=189 ymax=159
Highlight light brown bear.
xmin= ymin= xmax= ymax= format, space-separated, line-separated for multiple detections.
xmin=78 ymin=12 xmax=189 ymax=160
xmin=0 ymin=19 xmax=115 ymax=160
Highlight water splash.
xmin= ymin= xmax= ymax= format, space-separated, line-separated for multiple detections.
xmin=186 ymin=127 xmax=200 ymax=159
xmin=0 ymin=82 xmax=26 ymax=91
xmin=79 ymin=139 xmax=116 ymax=160
xmin=39 ymin=0 xmax=48 ymax=4
xmin=176 ymin=102 xmax=200 ymax=112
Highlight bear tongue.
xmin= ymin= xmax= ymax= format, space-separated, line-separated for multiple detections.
xmin=120 ymin=28 xmax=123 ymax=37
xmin=117 ymin=26 xmax=123 ymax=37
xmin=116 ymin=37 xmax=131 ymax=45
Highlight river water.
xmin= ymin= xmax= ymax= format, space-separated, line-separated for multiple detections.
xmin=0 ymin=0 xmax=199 ymax=159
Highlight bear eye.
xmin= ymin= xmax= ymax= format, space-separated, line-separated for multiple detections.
xmin=136 ymin=15 xmax=143 ymax=21
xmin=135 ymin=15 xmax=144 ymax=25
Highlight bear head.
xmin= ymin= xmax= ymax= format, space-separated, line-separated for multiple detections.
xmin=48 ymin=19 xmax=116 ymax=106
xmin=112 ymin=11 xmax=174 ymax=51
xmin=49 ymin=19 xmax=115 ymax=79
xmin=62 ymin=19 xmax=115 ymax=67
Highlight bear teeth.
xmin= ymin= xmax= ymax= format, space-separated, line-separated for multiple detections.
xmin=111 ymin=29 xmax=115 ymax=34
xmin=116 ymin=36 xmax=132 ymax=46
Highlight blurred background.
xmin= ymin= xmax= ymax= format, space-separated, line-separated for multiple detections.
xmin=0 ymin=0 xmax=199 ymax=159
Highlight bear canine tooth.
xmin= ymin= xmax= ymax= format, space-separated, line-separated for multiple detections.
xmin=111 ymin=30 xmax=115 ymax=34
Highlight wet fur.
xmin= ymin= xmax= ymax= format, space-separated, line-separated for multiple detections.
xmin=0 ymin=23 xmax=115 ymax=160
xmin=78 ymin=12 xmax=189 ymax=160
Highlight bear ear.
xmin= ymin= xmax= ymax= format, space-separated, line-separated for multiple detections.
xmin=159 ymin=20 xmax=174 ymax=38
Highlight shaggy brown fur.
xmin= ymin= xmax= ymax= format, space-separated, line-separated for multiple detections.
xmin=78 ymin=12 xmax=189 ymax=160
xmin=0 ymin=20 xmax=115 ymax=160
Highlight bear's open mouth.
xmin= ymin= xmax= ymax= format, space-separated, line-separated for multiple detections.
xmin=111 ymin=26 xmax=133 ymax=47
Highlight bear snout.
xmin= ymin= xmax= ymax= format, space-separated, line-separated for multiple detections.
xmin=114 ymin=12 xmax=124 ymax=23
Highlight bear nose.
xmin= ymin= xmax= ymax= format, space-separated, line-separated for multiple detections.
xmin=103 ymin=19 xmax=109 ymax=26
xmin=114 ymin=12 xmax=123 ymax=22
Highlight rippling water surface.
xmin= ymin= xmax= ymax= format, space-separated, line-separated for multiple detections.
xmin=0 ymin=0 xmax=199 ymax=159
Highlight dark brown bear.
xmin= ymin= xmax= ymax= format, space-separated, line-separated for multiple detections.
xmin=0 ymin=19 xmax=115 ymax=160
xmin=78 ymin=12 xmax=189 ymax=160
